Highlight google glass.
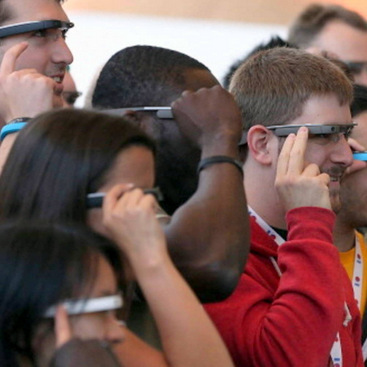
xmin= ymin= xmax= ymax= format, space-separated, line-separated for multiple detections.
xmin=104 ymin=107 xmax=173 ymax=119
xmin=86 ymin=187 xmax=164 ymax=209
xmin=44 ymin=294 xmax=123 ymax=318
xmin=239 ymin=123 xmax=356 ymax=146
xmin=0 ymin=19 xmax=74 ymax=38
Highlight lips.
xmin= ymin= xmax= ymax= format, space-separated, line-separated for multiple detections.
xmin=325 ymin=165 xmax=346 ymax=182
xmin=330 ymin=176 xmax=341 ymax=182
xmin=51 ymin=76 xmax=63 ymax=83
xmin=49 ymin=73 xmax=65 ymax=96
xmin=50 ymin=72 xmax=65 ymax=84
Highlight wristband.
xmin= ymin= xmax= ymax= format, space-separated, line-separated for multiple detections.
xmin=0 ymin=117 xmax=31 ymax=141
xmin=197 ymin=155 xmax=243 ymax=175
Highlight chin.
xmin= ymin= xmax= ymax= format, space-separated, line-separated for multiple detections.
xmin=329 ymin=187 xmax=342 ymax=213
xmin=330 ymin=197 xmax=341 ymax=214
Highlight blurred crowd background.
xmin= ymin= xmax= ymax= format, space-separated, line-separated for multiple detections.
xmin=65 ymin=0 xmax=365 ymax=106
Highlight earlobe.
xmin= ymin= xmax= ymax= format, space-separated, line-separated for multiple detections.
xmin=121 ymin=112 xmax=155 ymax=136
xmin=121 ymin=110 xmax=139 ymax=123
xmin=246 ymin=125 xmax=274 ymax=165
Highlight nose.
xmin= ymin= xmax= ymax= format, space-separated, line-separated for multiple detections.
xmin=104 ymin=317 xmax=126 ymax=345
xmin=51 ymin=38 xmax=74 ymax=66
xmin=330 ymin=135 xmax=354 ymax=168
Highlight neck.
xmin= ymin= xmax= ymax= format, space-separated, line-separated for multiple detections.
xmin=244 ymin=174 xmax=286 ymax=229
xmin=247 ymin=198 xmax=287 ymax=229
xmin=333 ymin=215 xmax=356 ymax=252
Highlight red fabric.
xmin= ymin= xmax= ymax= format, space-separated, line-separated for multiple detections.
xmin=205 ymin=207 xmax=363 ymax=367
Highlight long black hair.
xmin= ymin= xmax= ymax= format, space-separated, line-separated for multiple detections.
xmin=0 ymin=108 xmax=155 ymax=222
xmin=0 ymin=221 xmax=123 ymax=367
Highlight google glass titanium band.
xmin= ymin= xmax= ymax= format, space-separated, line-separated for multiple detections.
xmin=104 ymin=107 xmax=173 ymax=119
xmin=238 ymin=123 xmax=357 ymax=146
xmin=44 ymin=294 xmax=123 ymax=318
xmin=86 ymin=187 xmax=164 ymax=209
xmin=104 ymin=109 xmax=355 ymax=147
xmin=0 ymin=19 xmax=74 ymax=38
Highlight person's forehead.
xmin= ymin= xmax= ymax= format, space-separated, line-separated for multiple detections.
xmin=290 ymin=94 xmax=352 ymax=125
xmin=313 ymin=20 xmax=367 ymax=61
xmin=2 ymin=0 xmax=69 ymax=25
xmin=100 ymin=146 xmax=155 ymax=192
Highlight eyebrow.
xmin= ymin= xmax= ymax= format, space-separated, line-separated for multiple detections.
xmin=99 ymin=290 xmax=117 ymax=297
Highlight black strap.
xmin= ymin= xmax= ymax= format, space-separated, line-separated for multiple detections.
xmin=197 ymin=155 xmax=243 ymax=176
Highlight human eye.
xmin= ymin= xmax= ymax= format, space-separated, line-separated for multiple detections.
xmin=309 ymin=133 xmax=329 ymax=140
xmin=32 ymin=29 xmax=48 ymax=38
xmin=309 ymin=133 xmax=338 ymax=145
xmin=31 ymin=28 xmax=66 ymax=42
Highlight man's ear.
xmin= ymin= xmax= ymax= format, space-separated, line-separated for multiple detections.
xmin=121 ymin=111 xmax=156 ymax=137
xmin=246 ymin=125 xmax=275 ymax=165
xmin=120 ymin=110 xmax=140 ymax=123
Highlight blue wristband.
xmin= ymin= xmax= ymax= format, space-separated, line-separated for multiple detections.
xmin=0 ymin=122 xmax=28 ymax=141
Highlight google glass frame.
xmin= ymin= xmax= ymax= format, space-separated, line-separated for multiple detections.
xmin=86 ymin=187 xmax=164 ymax=209
xmin=239 ymin=123 xmax=356 ymax=146
xmin=44 ymin=294 xmax=123 ymax=318
xmin=104 ymin=106 xmax=173 ymax=119
xmin=0 ymin=19 xmax=74 ymax=38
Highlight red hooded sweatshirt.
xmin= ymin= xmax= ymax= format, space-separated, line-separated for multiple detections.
xmin=205 ymin=207 xmax=363 ymax=367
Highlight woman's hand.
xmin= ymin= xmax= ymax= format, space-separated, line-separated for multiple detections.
xmin=102 ymin=184 xmax=168 ymax=266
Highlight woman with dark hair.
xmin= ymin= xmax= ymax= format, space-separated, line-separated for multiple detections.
xmin=0 ymin=108 xmax=156 ymax=224
xmin=0 ymin=222 xmax=124 ymax=367
xmin=0 ymin=108 xmax=235 ymax=367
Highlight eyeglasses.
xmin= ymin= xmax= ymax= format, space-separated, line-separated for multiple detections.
xmin=104 ymin=107 xmax=173 ymax=119
xmin=44 ymin=294 xmax=123 ymax=317
xmin=0 ymin=19 xmax=74 ymax=39
xmin=239 ymin=123 xmax=356 ymax=145
xmin=86 ymin=187 xmax=164 ymax=209
xmin=63 ymin=91 xmax=82 ymax=106
xmin=343 ymin=61 xmax=367 ymax=75
xmin=267 ymin=123 xmax=356 ymax=138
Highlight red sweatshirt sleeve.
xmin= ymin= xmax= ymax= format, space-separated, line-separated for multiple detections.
xmin=205 ymin=207 xmax=347 ymax=367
